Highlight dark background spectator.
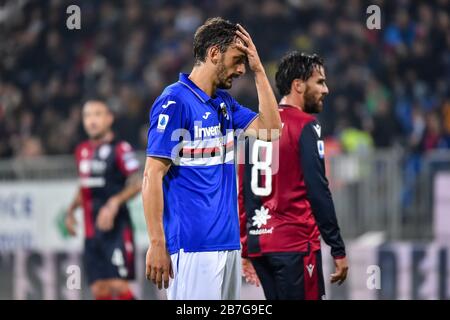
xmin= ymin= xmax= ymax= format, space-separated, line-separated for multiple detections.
xmin=0 ymin=0 xmax=448 ymax=159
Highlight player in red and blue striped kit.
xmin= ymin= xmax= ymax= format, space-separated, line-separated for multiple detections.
xmin=66 ymin=100 xmax=141 ymax=300
xmin=239 ymin=52 xmax=348 ymax=300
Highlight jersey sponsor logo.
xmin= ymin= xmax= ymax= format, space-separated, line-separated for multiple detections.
xmin=79 ymin=159 xmax=107 ymax=175
xmin=317 ymin=140 xmax=325 ymax=158
xmin=306 ymin=263 xmax=315 ymax=277
xmin=249 ymin=227 xmax=274 ymax=235
xmin=161 ymin=100 xmax=176 ymax=109
xmin=313 ymin=124 xmax=321 ymax=137
xmin=79 ymin=177 xmax=105 ymax=188
xmin=157 ymin=114 xmax=169 ymax=130
xmin=176 ymin=130 xmax=234 ymax=166
xmin=194 ymin=123 xmax=221 ymax=139
xmin=202 ymin=112 xmax=211 ymax=119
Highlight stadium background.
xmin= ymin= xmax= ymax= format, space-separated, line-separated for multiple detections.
xmin=0 ymin=0 xmax=449 ymax=299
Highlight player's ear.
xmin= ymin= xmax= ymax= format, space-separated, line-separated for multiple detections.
xmin=293 ymin=79 xmax=305 ymax=94
xmin=208 ymin=45 xmax=221 ymax=65
xmin=106 ymin=111 xmax=114 ymax=125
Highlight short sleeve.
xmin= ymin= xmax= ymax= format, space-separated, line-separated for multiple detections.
xmin=115 ymin=141 xmax=140 ymax=176
xmin=146 ymin=94 xmax=188 ymax=161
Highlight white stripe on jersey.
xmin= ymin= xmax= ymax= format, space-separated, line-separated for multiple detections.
xmin=175 ymin=131 xmax=235 ymax=166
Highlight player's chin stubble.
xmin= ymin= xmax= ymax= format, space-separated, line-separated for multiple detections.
xmin=304 ymin=92 xmax=323 ymax=114
xmin=216 ymin=60 xmax=234 ymax=89
xmin=89 ymin=129 xmax=108 ymax=141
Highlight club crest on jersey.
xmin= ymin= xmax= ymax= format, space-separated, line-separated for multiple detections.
xmin=157 ymin=114 xmax=169 ymax=131
xmin=220 ymin=102 xmax=229 ymax=120
xmin=99 ymin=144 xmax=111 ymax=159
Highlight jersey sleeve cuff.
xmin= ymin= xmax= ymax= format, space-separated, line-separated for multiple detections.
xmin=243 ymin=114 xmax=259 ymax=131
xmin=146 ymin=152 xmax=174 ymax=161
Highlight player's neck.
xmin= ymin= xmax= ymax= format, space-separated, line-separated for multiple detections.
xmin=279 ymin=96 xmax=304 ymax=112
xmin=189 ymin=65 xmax=217 ymax=97
xmin=90 ymin=131 xmax=114 ymax=146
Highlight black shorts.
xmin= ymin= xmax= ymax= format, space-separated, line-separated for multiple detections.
xmin=250 ymin=250 xmax=325 ymax=300
xmin=84 ymin=222 xmax=135 ymax=285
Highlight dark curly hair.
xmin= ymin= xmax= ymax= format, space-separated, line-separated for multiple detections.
xmin=193 ymin=17 xmax=239 ymax=65
xmin=275 ymin=52 xmax=324 ymax=96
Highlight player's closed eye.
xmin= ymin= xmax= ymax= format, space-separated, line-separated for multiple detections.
xmin=234 ymin=56 xmax=245 ymax=64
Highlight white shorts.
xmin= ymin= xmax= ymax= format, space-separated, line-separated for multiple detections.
xmin=167 ymin=249 xmax=241 ymax=300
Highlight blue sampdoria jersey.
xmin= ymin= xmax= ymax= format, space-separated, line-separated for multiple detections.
xmin=147 ymin=73 xmax=258 ymax=254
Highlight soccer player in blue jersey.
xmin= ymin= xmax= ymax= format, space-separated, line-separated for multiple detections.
xmin=142 ymin=17 xmax=282 ymax=300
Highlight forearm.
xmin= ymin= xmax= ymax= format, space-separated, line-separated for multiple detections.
xmin=306 ymin=177 xmax=346 ymax=257
xmin=142 ymin=169 xmax=166 ymax=245
xmin=254 ymin=70 xmax=282 ymax=132
xmin=68 ymin=189 xmax=82 ymax=213
xmin=110 ymin=172 xmax=142 ymax=205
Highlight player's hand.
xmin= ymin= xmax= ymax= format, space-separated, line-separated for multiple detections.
xmin=146 ymin=243 xmax=173 ymax=290
xmin=235 ymin=24 xmax=264 ymax=73
xmin=65 ymin=209 xmax=77 ymax=236
xmin=242 ymin=258 xmax=260 ymax=287
xmin=96 ymin=197 xmax=120 ymax=231
xmin=330 ymin=257 xmax=348 ymax=285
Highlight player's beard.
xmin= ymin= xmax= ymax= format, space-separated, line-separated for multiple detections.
xmin=89 ymin=128 xmax=109 ymax=141
xmin=303 ymin=88 xmax=324 ymax=114
xmin=216 ymin=57 xmax=234 ymax=89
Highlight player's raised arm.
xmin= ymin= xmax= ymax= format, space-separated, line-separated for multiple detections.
xmin=142 ymin=156 xmax=173 ymax=289
xmin=235 ymin=24 xmax=282 ymax=141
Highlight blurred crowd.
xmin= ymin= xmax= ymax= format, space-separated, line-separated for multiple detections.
xmin=0 ymin=0 xmax=449 ymax=159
